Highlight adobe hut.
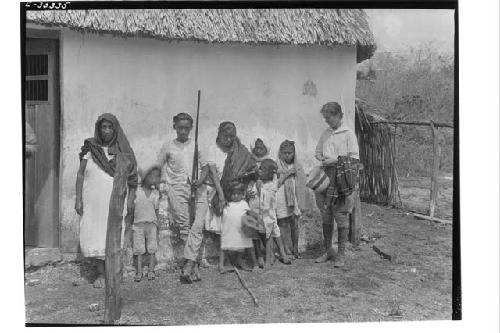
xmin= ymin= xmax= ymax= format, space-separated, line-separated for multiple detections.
xmin=24 ymin=9 xmax=376 ymax=262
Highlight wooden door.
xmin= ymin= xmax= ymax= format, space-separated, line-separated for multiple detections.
xmin=24 ymin=38 xmax=60 ymax=248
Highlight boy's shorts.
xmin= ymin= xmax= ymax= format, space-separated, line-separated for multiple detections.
xmin=133 ymin=222 xmax=158 ymax=255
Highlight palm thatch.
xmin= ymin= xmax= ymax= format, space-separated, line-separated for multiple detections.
xmin=26 ymin=9 xmax=376 ymax=62
xmin=355 ymin=98 xmax=401 ymax=206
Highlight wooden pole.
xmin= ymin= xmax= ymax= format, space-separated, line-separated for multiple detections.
xmin=349 ymin=190 xmax=362 ymax=246
xmin=233 ymin=266 xmax=259 ymax=307
xmin=371 ymin=120 xmax=453 ymax=128
xmin=412 ymin=212 xmax=452 ymax=225
xmin=429 ymin=122 xmax=442 ymax=219
xmin=104 ymin=154 xmax=132 ymax=324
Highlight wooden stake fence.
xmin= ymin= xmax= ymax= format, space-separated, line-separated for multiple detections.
xmin=355 ymin=100 xmax=453 ymax=222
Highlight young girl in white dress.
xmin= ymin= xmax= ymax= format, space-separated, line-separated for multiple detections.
xmin=219 ymin=183 xmax=254 ymax=273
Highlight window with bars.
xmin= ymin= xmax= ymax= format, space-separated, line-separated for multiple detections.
xmin=25 ymin=54 xmax=49 ymax=101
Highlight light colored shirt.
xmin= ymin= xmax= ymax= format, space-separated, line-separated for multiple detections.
xmin=276 ymin=162 xmax=301 ymax=219
xmin=134 ymin=187 xmax=160 ymax=224
xmin=315 ymin=122 xmax=360 ymax=161
xmin=155 ymin=138 xmax=208 ymax=185
xmin=82 ymin=146 xmax=110 ymax=161
xmin=257 ymin=181 xmax=280 ymax=239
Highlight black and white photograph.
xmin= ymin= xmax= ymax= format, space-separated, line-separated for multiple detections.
xmin=8 ymin=0 xmax=497 ymax=329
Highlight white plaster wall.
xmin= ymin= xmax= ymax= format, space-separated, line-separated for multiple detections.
xmin=58 ymin=29 xmax=357 ymax=252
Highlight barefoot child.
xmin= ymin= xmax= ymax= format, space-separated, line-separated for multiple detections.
xmin=276 ymin=140 xmax=307 ymax=259
xmin=129 ymin=166 xmax=161 ymax=281
xmin=219 ymin=182 xmax=255 ymax=273
xmin=247 ymin=159 xmax=291 ymax=267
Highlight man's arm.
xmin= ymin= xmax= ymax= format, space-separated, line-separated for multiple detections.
xmin=347 ymin=130 xmax=360 ymax=160
xmin=315 ymin=130 xmax=327 ymax=161
xmin=209 ymin=164 xmax=226 ymax=207
xmin=155 ymin=142 xmax=169 ymax=170
xmin=197 ymin=165 xmax=210 ymax=186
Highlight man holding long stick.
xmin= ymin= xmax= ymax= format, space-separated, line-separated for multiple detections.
xmin=155 ymin=108 xmax=210 ymax=283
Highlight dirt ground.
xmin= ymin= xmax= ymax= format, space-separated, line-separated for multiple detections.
xmin=398 ymin=175 xmax=453 ymax=220
xmin=24 ymin=200 xmax=452 ymax=325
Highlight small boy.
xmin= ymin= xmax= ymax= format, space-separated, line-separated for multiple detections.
xmin=219 ymin=182 xmax=255 ymax=273
xmin=248 ymin=159 xmax=291 ymax=267
xmin=130 ymin=166 xmax=161 ymax=281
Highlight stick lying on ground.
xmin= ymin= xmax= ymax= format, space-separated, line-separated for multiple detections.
xmin=412 ymin=212 xmax=452 ymax=225
xmin=233 ymin=266 xmax=259 ymax=307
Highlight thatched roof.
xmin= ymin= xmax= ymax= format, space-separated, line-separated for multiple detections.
xmin=26 ymin=9 xmax=376 ymax=62
xmin=355 ymin=98 xmax=387 ymax=122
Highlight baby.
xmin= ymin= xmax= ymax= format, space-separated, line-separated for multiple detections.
xmin=219 ymin=182 xmax=255 ymax=273
xmin=128 ymin=166 xmax=161 ymax=282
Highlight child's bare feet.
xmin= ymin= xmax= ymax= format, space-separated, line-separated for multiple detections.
xmin=191 ymin=263 xmax=202 ymax=282
xmin=218 ymin=265 xmax=235 ymax=274
xmin=239 ymin=264 xmax=254 ymax=272
xmin=257 ymin=257 xmax=265 ymax=269
xmin=134 ymin=272 xmax=142 ymax=282
xmin=277 ymin=254 xmax=292 ymax=265
xmin=93 ymin=275 xmax=105 ymax=288
xmin=147 ymin=271 xmax=155 ymax=280
xmin=199 ymin=259 xmax=211 ymax=269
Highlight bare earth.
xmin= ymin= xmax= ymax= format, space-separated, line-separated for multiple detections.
xmin=398 ymin=175 xmax=453 ymax=220
xmin=25 ymin=201 xmax=452 ymax=325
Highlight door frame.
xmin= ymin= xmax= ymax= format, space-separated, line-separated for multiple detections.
xmin=24 ymin=27 xmax=62 ymax=249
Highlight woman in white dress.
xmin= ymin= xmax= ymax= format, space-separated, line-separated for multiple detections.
xmin=75 ymin=113 xmax=138 ymax=288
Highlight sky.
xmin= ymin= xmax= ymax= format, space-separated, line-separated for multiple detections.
xmin=365 ymin=9 xmax=455 ymax=54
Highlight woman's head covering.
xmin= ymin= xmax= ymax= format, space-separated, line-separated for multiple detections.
xmin=211 ymin=121 xmax=257 ymax=215
xmin=79 ymin=113 xmax=138 ymax=187
xmin=251 ymin=138 xmax=269 ymax=158
xmin=216 ymin=121 xmax=237 ymax=149
xmin=279 ymin=140 xmax=296 ymax=163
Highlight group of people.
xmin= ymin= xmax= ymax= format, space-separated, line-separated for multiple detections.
xmin=75 ymin=101 xmax=359 ymax=287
